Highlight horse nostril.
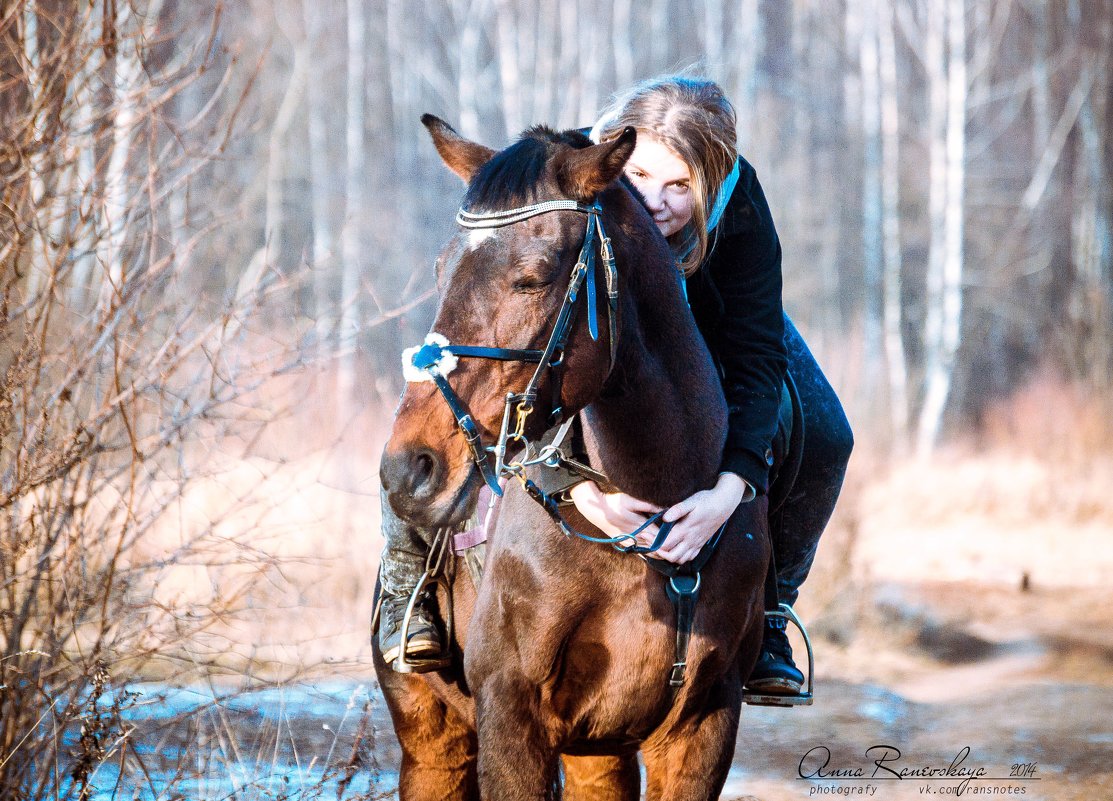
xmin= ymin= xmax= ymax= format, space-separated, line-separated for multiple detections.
xmin=415 ymin=452 xmax=435 ymax=483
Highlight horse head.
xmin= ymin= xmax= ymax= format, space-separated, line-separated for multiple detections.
xmin=380 ymin=117 xmax=654 ymax=529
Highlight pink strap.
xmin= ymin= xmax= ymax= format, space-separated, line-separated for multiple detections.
xmin=453 ymin=527 xmax=488 ymax=553
xmin=452 ymin=480 xmax=505 ymax=554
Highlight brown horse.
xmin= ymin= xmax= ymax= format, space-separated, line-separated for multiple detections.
xmin=375 ymin=116 xmax=769 ymax=801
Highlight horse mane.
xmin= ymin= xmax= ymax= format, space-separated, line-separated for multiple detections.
xmin=464 ymin=126 xmax=592 ymax=210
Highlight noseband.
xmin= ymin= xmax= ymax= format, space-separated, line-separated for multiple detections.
xmin=403 ymin=199 xmax=618 ymax=497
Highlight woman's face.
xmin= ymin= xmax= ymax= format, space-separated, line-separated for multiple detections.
xmin=624 ymin=135 xmax=694 ymax=238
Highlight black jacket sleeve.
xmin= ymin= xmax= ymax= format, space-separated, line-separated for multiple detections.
xmin=686 ymin=158 xmax=787 ymax=494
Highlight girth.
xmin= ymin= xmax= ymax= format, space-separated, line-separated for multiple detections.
xmin=642 ymin=522 xmax=727 ymax=688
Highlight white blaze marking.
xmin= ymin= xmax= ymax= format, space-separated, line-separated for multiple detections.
xmin=467 ymin=228 xmax=497 ymax=250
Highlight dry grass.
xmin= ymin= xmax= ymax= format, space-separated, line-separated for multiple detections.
xmin=842 ymin=375 xmax=1113 ymax=590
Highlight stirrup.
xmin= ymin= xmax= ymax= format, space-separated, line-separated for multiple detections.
xmin=372 ymin=529 xmax=456 ymax=674
xmin=742 ymin=603 xmax=814 ymax=707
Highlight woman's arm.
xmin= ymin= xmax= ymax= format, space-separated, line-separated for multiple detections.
xmin=568 ymin=481 xmax=663 ymax=539
xmin=570 ymin=164 xmax=785 ymax=565
xmin=708 ymin=160 xmax=788 ymax=495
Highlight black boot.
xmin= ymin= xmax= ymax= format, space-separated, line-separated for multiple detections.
xmin=377 ymin=590 xmax=444 ymax=668
xmin=746 ymin=616 xmax=805 ymax=694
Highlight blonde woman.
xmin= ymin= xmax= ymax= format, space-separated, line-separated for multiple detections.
xmin=568 ymin=76 xmax=853 ymax=695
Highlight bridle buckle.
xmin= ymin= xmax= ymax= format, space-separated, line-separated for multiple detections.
xmin=512 ymin=401 xmax=533 ymax=442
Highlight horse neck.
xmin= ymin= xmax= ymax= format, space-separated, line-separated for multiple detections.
xmin=580 ymin=219 xmax=727 ymax=507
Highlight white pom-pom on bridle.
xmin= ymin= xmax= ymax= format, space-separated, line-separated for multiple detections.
xmin=402 ymin=333 xmax=459 ymax=382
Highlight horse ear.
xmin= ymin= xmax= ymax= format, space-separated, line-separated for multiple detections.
xmin=421 ymin=114 xmax=495 ymax=183
xmin=555 ymin=127 xmax=638 ymax=202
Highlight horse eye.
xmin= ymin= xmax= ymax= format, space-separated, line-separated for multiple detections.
xmin=510 ymin=261 xmax=556 ymax=293
xmin=511 ymin=276 xmax=553 ymax=293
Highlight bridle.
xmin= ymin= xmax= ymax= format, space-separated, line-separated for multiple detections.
xmin=403 ymin=198 xmax=618 ymax=499
xmin=401 ymin=192 xmax=722 ymax=690
xmin=404 ymin=195 xmax=675 ymax=555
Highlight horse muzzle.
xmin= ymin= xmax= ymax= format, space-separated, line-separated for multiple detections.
xmin=379 ymin=438 xmax=477 ymax=529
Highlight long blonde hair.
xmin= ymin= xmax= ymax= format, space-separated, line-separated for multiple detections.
xmin=592 ymin=76 xmax=739 ymax=276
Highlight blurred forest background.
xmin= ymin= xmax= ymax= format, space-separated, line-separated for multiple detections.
xmin=2 ymin=0 xmax=1112 ymax=798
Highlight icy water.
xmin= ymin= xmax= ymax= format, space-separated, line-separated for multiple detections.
xmin=80 ymin=682 xmax=399 ymax=800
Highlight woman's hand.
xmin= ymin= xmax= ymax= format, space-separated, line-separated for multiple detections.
xmin=569 ymin=481 xmax=664 ymax=542
xmin=637 ymin=473 xmax=749 ymax=564
xmin=569 ymin=473 xmax=750 ymax=564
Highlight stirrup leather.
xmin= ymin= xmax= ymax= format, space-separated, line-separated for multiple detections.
xmin=742 ymin=603 xmax=815 ymax=707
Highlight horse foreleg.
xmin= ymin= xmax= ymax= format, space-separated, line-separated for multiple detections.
xmin=377 ymin=667 xmax=478 ymax=801
xmin=561 ymin=754 xmax=640 ymax=801
xmin=474 ymin=672 xmax=562 ymax=801
xmin=641 ymin=680 xmax=742 ymax=801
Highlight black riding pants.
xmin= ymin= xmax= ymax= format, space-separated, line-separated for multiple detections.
xmin=771 ymin=316 xmax=854 ymax=607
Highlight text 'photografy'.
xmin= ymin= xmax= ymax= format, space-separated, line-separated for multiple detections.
xmin=809 ymin=784 xmax=879 ymax=797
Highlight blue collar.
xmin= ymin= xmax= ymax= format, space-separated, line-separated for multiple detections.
xmin=707 ymin=157 xmax=740 ymax=234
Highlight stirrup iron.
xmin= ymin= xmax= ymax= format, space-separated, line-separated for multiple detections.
xmin=373 ymin=528 xmax=456 ymax=674
xmin=742 ymin=603 xmax=815 ymax=707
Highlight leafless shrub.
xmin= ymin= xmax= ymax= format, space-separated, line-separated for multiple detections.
xmin=0 ymin=2 xmax=331 ymax=796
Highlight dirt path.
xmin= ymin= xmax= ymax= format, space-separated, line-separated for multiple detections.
xmin=720 ymin=582 xmax=1113 ymax=801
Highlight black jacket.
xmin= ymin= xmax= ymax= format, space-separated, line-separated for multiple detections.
xmin=684 ymin=156 xmax=787 ymax=494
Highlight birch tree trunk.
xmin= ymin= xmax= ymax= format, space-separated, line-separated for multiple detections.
xmin=918 ymin=0 xmax=949 ymax=455
xmin=495 ymin=0 xmax=521 ymax=138
xmin=732 ymin=0 xmax=760 ymax=149
xmin=703 ymin=0 xmax=723 ymax=74
xmin=20 ymin=2 xmax=48 ymax=303
xmin=842 ymin=0 xmax=863 ymax=135
xmin=534 ymin=3 xmax=557 ymax=124
xmin=386 ymin=0 xmax=414 ymax=172
xmin=557 ymin=0 xmax=580 ymax=127
xmin=97 ymin=0 xmax=140 ymax=307
xmin=304 ymin=0 xmax=335 ymax=355
xmin=917 ymin=0 xmax=967 ymax=456
xmin=98 ymin=0 xmax=166 ymax=309
xmin=456 ymin=0 xmax=486 ymax=140
xmin=859 ymin=0 xmax=884 ymax=402
xmin=575 ymin=0 xmax=601 ymax=127
xmin=70 ymin=4 xmax=104 ymax=308
xmin=879 ymin=0 xmax=908 ymax=446
xmin=515 ymin=1 xmax=537 ymax=129
xmin=1030 ymin=3 xmax=1051 ymax=161
xmin=612 ymin=0 xmax=635 ymax=91
xmin=263 ymin=47 xmax=307 ymax=279
xmin=649 ymin=0 xmax=669 ymax=70
xmin=20 ymin=2 xmax=93 ymax=307
xmin=1073 ymin=14 xmax=1113 ymax=386
xmin=338 ymin=0 xmax=366 ymax=407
